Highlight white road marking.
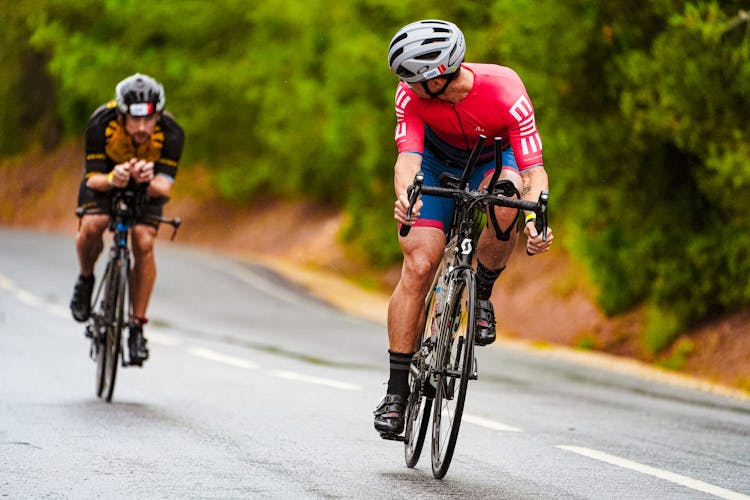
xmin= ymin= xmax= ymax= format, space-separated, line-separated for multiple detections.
xmin=463 ymin=413 xmax=522 ymax=432
xmin=187 ymin=347 xmax=259 ymax=369
xmin=0 ymin=272 xmax=69 ymax=319
xmin=148 ymin=332 xmax=183 ymax=347
xmin=1 ymin=276 xmax=363 ymax=393
xmin=557 ymin=445 xmax=750 ymax=500
xmin=0 ymin=273 xmax=14 ymax=289
xmin=186 ymin=347 xmax=362 ymax=392
xmin=270 ymin=369 xmax=362 ymax=391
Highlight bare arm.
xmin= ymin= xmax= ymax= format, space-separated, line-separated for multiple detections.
xmin=85 ymin=158 xmax=171 ymax=198
xmin=520 ymin=165 xmax=554 ymax=254
xmin=393 ymin=152 xmax=423 ymax=225
xmin=86 ymin=161 xmax=132 ymax=191
xmin=520 ymin=165 xmax=549 ymax=204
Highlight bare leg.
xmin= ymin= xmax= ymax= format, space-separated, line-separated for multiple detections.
xmin=476 ymin=169 xmax=523 ymax=267
xmin=76 ymin=214 xmax=109 ymax=275
xmin=387 ymin=226 xmax=445 ymax=353
xmin=130 ymin=224 xmax=158 ymax=319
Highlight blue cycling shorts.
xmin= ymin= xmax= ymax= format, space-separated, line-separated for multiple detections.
xmin=412 ymin=146 xmax=519 ymax=233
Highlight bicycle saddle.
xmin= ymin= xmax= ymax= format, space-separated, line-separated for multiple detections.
xmin=439 ymin=173 xmax=462 ymax=189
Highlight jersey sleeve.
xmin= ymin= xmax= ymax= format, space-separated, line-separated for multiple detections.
xmin=504 ymin=92 xmax=544 ymax=171
xmin=154 ymin=114 xmax=184 ymax=180
xmin=394 ymin=83 xmax=425 ymax=154
xmin=83 ymin=109 xmax=110 ymax=178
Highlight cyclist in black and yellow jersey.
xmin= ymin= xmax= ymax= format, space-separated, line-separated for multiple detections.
xmin=70 ymin=73 xmax=184 ymax=365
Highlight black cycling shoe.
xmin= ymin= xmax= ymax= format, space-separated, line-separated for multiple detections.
xmin=373 ymin=394 xmax=407 ymax=436
xmin=474 ymin=299 xmax=497 ymax=346
xmin=70 ymin=274 xmax=95 ymax=322
xmin=128 ymin=324 xmax=149 ymax=365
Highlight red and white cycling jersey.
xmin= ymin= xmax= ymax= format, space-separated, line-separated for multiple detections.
xmin=394 ymin=63 xmax=543 ymax=171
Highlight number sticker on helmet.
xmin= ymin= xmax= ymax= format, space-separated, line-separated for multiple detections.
xmin=128 ymin=103 xmax=153 ymax=117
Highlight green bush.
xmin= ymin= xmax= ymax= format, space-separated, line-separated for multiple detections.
xmin=1 ymin=0 xmax=748 ymax=348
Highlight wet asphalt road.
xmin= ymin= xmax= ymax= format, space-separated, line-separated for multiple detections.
xmin=1 ymin=228 xmax=749 ymax=499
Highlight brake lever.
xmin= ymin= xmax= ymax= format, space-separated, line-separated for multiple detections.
xmin=399 ymin=171 xmax=424 ymax=237
xmin=169 ymin=218 xmax=181 ymax=241
xmin=527 ymin=190 xmax=549 ymax=255
xmin=537 ymin=190 xmax=549 ymax=242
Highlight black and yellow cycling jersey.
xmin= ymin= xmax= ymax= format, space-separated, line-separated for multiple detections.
xmin=77 ymin=101 xmax=184 ymax=223
xmin=83 ymin=100 xmax=184 ymax=180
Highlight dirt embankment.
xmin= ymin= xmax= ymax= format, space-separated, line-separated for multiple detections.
xmin=2 ymin=141 xmax=748 ymax=396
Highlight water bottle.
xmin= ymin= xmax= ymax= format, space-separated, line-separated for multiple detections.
xmin=431 ymin=282 xmax=443 ymax=340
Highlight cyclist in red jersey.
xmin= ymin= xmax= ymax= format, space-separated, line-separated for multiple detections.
xmin=374 ymin=20 xmax=554 ymax=436
xmin=70 ymin=73 xmax=184 ymax=365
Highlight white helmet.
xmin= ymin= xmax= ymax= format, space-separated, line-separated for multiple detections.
xmin=115 ymin=73 xmax=165 ymax=116
xmin=388 ymin=19 xmax=465 ymax=83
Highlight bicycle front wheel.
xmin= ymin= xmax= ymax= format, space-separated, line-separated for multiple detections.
xmin=431 ymin=268 xmax=476 ymax=479
xmin=94 ymin=260 xmax=116 ymax=398
xmin=404 ymin=287 xmax=440 ymax=468
xmin=102 ymin=255 xmax=127 ymax=402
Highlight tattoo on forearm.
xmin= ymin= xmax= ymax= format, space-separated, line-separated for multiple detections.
xmin=521 ymin=169 xmax=538 ymax=198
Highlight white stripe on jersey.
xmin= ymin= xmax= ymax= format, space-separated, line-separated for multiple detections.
xmin=521 ymin=133 xmax=542 ymax=155
xmin=395 ymin=88 xmax=411 ymax=115
xmin=395 ymin=88 xmax=411 ymax=138
xmin=509 ymin=95 xmax=532 ymax=121
xmin=395 ymin=122 xmax=407 ymax=140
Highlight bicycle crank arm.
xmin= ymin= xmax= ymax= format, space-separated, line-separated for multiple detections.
xmin=440 ymin=367 xmax=478 ymax=381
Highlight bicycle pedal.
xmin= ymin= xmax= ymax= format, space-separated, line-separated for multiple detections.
xmin=379 ymin=432 xmax=405 ymax=442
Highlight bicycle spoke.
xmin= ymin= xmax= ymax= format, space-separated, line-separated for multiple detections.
xmin=431 ymin=270 xmax=476 ymax=479
xmin=404 ymin=286 xmax=440 ymax=468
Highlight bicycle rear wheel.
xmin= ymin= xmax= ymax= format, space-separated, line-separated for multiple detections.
xmin=431 ymin=268 xmax=476 ymax=479
xmin=404 ymin=288 xmax=439 ymax=467
xmin=102 ymin=255 xmax=128 ymax=403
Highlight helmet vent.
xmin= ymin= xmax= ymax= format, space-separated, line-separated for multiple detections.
xmin=389 ymin=47 xmax=404 ymax=66
xmin=415 ymin=50 xmax=441 ymax=61
xmin=389 ymin=32 xmax=408 ymax=50
xmin=396 ymin=67 xmax=416 ymax=79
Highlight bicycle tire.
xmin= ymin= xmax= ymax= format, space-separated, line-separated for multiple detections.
xmin=102 ymin=254 xmax=127 ymax=403
xmin=404 ymin=288 xmax=440 ymax=467
xmin=94 ymin=261 xmax=115 ymax=398
xmin=431 ymin=268 xmax=476 ymax=479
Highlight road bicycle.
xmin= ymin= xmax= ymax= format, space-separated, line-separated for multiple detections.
xmin=394 ymin=135 xmax=548 ymax=478
xmin=79 ymin=187 xmax=180 ymax=402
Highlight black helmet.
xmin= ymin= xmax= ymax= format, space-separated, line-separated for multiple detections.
xmin=115 ymin=73 xmax=165 ymax=116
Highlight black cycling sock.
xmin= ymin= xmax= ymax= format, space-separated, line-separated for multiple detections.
xmin=386 ymin=350 xmax=413 ymax=399
xmin=476 ymin=261 xmax=504 ymax=301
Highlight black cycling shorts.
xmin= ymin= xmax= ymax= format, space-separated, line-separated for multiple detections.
xmin=76 ymin=178 xmax=166 ymax=229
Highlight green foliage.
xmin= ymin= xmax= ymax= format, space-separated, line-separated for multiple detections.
xmin=657 ymin=337 xmax=696 ymax=370
xmin=574 ymin=335 xmax=597 ymax=351
xmin=644 ymin=305 xmax=683 ymax=354
xmin=0 ymin=1 xmax=58 ymax=154
xmin=2 ymin=0 xmax=749 ymax=349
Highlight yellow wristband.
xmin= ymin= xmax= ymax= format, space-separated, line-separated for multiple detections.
xmin=525 ymin=212 xmax=537 ymax=224
xmin=107 ymin=171 xmax=114 ymax=186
